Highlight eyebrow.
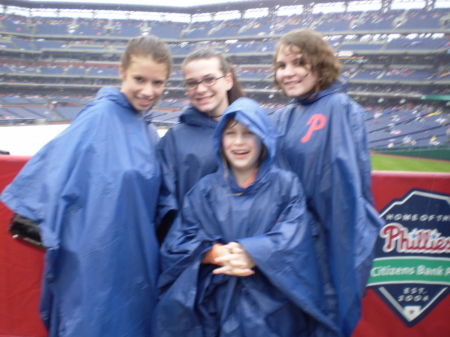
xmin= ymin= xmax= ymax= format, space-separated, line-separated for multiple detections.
xmin=185 ymin=74 xmax=214 ymax=81
xmin=276 ymin=53 xmax=302 ymax=61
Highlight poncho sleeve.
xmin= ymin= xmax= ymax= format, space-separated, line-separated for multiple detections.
xmin=156 ymin=128 xmax=180 ymax=238
xmin=271 ymin=95 xmax=383 ymax=336
xmin=347 ymin=100 xmax=374 ymax=205
xmin=158 ymin=179 xmax=220 ymax=291
xmin=312 ymin=95 xmax=383 ymax=336
xmin=1 ymin=104 xmax=100 ymax=249
xmin=155 ymin=179 xmax=222 ymax=336
xmin=237 ymin=172 xmax=341 ymax=336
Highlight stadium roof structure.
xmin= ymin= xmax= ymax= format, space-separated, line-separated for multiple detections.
xmin=0 ymin=0 xmax=393 ymax=15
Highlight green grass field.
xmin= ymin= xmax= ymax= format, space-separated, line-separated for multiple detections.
xmin=371 ymin=154 xmax=450 ymax=172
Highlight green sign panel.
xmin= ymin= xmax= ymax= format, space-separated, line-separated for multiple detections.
xmin=368 ymin=257 xmax=450 ymax=286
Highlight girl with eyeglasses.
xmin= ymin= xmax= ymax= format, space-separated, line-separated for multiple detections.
xmin=157 ymin=47 xmax=245 ymax=240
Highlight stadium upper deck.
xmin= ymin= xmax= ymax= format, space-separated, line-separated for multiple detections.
xmin=0 ymin=0 xmax=449 ymax=148
xmin=0 ymin=8 xmax=448 ymax=88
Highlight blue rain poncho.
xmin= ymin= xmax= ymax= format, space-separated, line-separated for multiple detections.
xmin=156 ymin=104 xmax=219 ymax=233
xmin=271 ymin=82 xmax=384 ymax=337
xmin=1 ymin=87 xmax=161 ymax=337
xmin=155 ymin=98 xmax=341 ymax=337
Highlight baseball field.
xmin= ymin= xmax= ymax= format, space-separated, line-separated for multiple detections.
xmin=371 ymin=153 xmax=450 ymax=172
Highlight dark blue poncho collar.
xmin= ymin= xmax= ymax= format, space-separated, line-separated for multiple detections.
xmin=178 ymin=104 xmax=219 ymax=128
xmin=95 ymin=86 xmax=148 ymax=117
xmin=293 ymin=80 xmax=346 ymax=105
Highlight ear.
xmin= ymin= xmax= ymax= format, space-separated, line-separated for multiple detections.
xmin=119 ymin=65 xmax=126 ymax=82
xmin=225 ymin=72 xmax=233 ymax=91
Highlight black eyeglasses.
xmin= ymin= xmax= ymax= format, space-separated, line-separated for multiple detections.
xmin=184 ymin=75 xmax=225 ymax=90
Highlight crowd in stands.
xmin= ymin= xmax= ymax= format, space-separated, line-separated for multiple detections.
xmin=362 ymin=103 xmax=450 ymax=147
xmin=2 ymin=60 xmax=449 ymax=86
xmin=1 ymin=8 xmax=449 ymax=39
xmin=0 ymin=7 xmax=449 ymax=148
xmin=1 ymin=90 xmax=449 ymax=148
xmin=1 ymin=36 xmax=449 ymax=55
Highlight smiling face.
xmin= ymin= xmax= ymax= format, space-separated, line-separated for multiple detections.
xmin=183 ymin=57 xmax=233 ymax=120
xmin=120 ymin=56 xmax=168 ymax=112
xmin=275 ymin=45 xmax=318 ymax=99
xmin=222 ymin=120 xmax=262 ymax=180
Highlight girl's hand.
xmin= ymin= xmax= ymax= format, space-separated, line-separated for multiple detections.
xmin=213 ymin=242 xmax=255 ymax=277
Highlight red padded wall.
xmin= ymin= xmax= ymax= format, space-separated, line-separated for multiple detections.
xmin=1 ymin=156 xmax=449 ymax=337
xmin=0 ymin=156 xmax=46 ymax=337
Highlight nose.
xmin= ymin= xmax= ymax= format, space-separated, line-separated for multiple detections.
xmin=283 ymin=64 xmax=295 ymax=77
xmin=195 ymin=81 xmax=208 ymax=93
xmin=141 ymin=83 xmax=154 ymax=97
xmin=234 ymin=133 xmax=244 ymax=144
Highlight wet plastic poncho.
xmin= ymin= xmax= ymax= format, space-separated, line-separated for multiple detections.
xmin=1 ymin=87 xmax=161 ymax=337
xmin=156 ymin=104 xmax=219 ymax=233
xmin=155 ymin=97 xmax=341 ymax=337
xmin=271 ymin=82 xmax=384 ymax=337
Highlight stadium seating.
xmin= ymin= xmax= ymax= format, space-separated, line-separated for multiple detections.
xmin=11 ymin=38 xmax=36 ymax=51
xmin=40 ymin=67 xmax=65 ymax=75
xmin=55 ymin=106 xmax=82 ymax=120
xmin=2 ymin=17 xmax=32 ymax=34
xmin=0 ymin=5 xmax=448 ymax=149
xmin=110 ymin=21 xmax=142 ymax=37
xmin=36 ymin=22 xmax=69 ymax=35
xmin=339 ymin=43 xmax=384 ymax=51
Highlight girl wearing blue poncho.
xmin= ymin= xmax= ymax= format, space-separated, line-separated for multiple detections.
xmin=156 ymin=47 xmax=245 ymax=240
xmin=155 ymin=97 xmax=341 ymax=337
xmin=1 ymin=35 xmax=171 ymax=336
xmin=272 ymin=28 xmax=384 ymax=337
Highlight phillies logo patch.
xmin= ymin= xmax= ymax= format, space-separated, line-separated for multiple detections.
xmin=301 ymin=114 xmax=326 ymax=143
xmin=367 ymin=189 xmax=450 ymax=326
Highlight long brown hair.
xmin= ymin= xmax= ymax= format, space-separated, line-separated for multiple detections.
xmin=120 ymin=35 xmax=172 ymax=79
xmin=274 ymin=28 xmax=341 ymax=95
xmin=182 ymin=47 xmax=245 ymax=104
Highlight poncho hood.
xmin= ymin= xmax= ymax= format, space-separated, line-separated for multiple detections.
xmin=213 ymin=97 xmax=277 ymax=176
xmin=95 ymin=86 xmax=137 ymax=112
xmin=294 ymin=80 xmax=346 ymax=105
xmin=1 ymin=86 xmax=162 ymax=337
xmin=179 ymin=104 xmax=219 ymax=128
xmin=155 ymin=97 xmax=341 ymax=337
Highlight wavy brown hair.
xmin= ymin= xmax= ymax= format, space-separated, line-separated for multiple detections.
xmin=274 ymin=28 xmax=341 ymax=95
xmin=182 ymin=47 xmax=245 ymax=105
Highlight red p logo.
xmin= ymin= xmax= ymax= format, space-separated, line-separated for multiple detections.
xmin=301 ymin=114 xmax=326 ymax=143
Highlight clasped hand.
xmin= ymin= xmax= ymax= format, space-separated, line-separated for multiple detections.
xmin=213 ymin=242 xmax=255 ymax=277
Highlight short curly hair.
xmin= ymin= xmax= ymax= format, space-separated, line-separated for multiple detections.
xmin=273 ymin=28 xmax=341 ymax=94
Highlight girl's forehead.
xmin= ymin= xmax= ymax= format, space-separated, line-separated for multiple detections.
xmin=184 ymin=57 xmax=221 ymax=72
xmin=128 ymin=56 xmax=161 ymax=69
xmin=225 ymin=119 xmax=253 ymax=132
xmin=124 ymin=56 xmax=169 ymax=78
xmin=130 ymin=55 xmax=155 ymax=64
xmin=225 ymin=118 xmax=240 ymax=128
xmin=278 ymin=45 xmax=303 ymax=58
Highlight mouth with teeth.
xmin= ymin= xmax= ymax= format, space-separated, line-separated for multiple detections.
xmin=196 ymin=95 xmax=213 ymax=104
xmin=136 ymin=97 xmax=154 ymax=108
xmin=284 ymin=80 xmax=301 ymax=88
xmin=232 ymin=150 xmax=249 ymax=158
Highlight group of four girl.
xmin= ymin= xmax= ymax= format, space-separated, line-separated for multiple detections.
xmin=1 ymin=28 xmax=383 ymax=337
